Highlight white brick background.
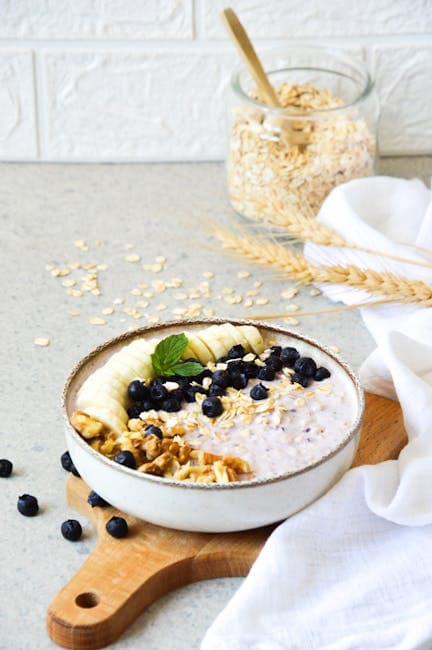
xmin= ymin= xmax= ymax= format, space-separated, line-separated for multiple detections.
xmin=0 ymin=0 xmax=431 ymax=161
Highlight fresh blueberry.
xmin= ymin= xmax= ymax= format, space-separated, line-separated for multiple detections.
xmin=196 ymin=368 xmax=213 ymax=382
xmin=216 ymin=356 xmax=229 ymax=364
xmin=257 ymin=365 xmax=276 ymax=381
xmin=243 ymin=362 xmax=259 ymax=379
xmin=173 ymin=376 xmax=191 ymax=390
xmin=314 ymin=367 xmax=331 ymax=381
xmin=145 ymin=425 xmax=163 ymax=439
xmin=17 ymin=494 xmax=39 ymax=517
xmin=280 ymin=347 xmax=300 ymax=367
xmin=211 ymin=370 xmax=230 ymax=388
xmin=106 ymin=516 xmax=128 ymax=539
xmin=208 ymin=384 xmax=226 ymax=397
xmin=114 ymin=450 xmax=136 ymax=469
xmin=61 ymin=519 xmax=82 ymax=541
xmin=184 ymin=386 xmax=207 ymax=402
xmin=127 ymin=404 xmax=143 ymax=419
xmin=294 ymin=357 xmax=317 ymax=378
xmin=161 ymin=398 xmax=181 ymax=412
xmin=168 ymin=388 xmax=184 ymax=404
xmin=230 ymin=373 xmax=248 ymax=390
xmin=150 ymin=384 xmax=168 ymax=402
xmin=265 ymin=355 xmax=283 ymax=372
xmin=202 ymin=396 xmax=223 ymax=418
xmin=292 ymin=373 xmax=309 ymax=388
xmin=127 ymin=380 xmax=149 ymax=402
xmin=0 ymin=459 xmax=13 ymax=478
xmin=270 ymin=345 xmax=282 ymax=356
xmin=250 ymin=383 xmax=269 ymax=401
xmin=87 ymin=491 xmax=109 ymax=508
xmin=227 ymin=359 xmax=244 ymax=375
xmin=60 ymin=451 xmax=80 ymax=477
xmin=228 ymin=344 xmax=246 ymax=359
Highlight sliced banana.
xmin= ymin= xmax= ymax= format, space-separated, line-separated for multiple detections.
xmin=76 ymin=391 xmax=129 ymax=423
xmin=183 ymin=333 xmax=215 ymax=364
xmin=222 ymin=323 xmax=252 ymax=351
xmin=197 ymin=327 xmax=228 ymax=361
xmin=80 ymin=368 xmax=128 ymax=401
xmin=82 ymin=405 xmax=128 ymax=434
xmin=206 ymin=324 xmax=238 ymax=352
xmin=237 ymin=325 xmax=265 ymax=355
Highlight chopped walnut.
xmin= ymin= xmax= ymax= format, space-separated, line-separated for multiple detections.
xmin=71 ymin=410 xmax=105 ymax=439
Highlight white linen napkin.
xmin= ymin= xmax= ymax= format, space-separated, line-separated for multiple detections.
xmin=202 ymin=177 xmax=432 ymax=650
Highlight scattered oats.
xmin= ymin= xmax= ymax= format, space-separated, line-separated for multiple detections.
xmin=164 ymin=381 xmax=179 ymax=391
xmin=68 ymin=262 xmax=81 ymax=270
xmin=125 ymin=243 xmax=134 ymax=249
xmin=126 ymin=253 xmax=141 ymax=263
xmin=95 ymin=240 xmax=102 ymax=247
xmin=172 ymin=307 xmax=187 ymax=316
xmin=284 ymin=317 xmax=299 ymax=325
xmin=142 ymin=263 xmax=153 ymax=271
xmin=253 ymin=280 xmax=262 ymax=288
xmin=328 ymin=346 xmax=340 ymax=354
xmin=295 ymin=397 xmax=305 ymax=408
xmin=255 ymin=359 xmax=266 ymax=367
xmin=167 ymin=278 xmax=183 ymax=288
xmin=286 ymin=304 xmax=299 ymax=312
xmin=224 ymin=295 xmax=243 ymax=305
xmin=304 ymin=391 xmax=315 ymax=399
xmin=147 ymin=315 xmax=160 ymax=324
xmin=67 ymin=309 xmax=80 ymax=317
xmin=131 ymin=288 xmax=142 ymax=296
xmin=237 ymin=270 xmax=251 ymax=279
xmin=246 ymin=290 xmax=259 ymax=296
xmin=143 ymin=291 xmax=154 ymax=298
xmin=113 ymin=297 xmax=124 ymax=305
xmin=244 ymin=298 xmax=253 ymax=307
xmin=68 ymin=289 xmax=83 ymax=297
xmin=152 ymin=280 xmax=167 ymax=293
xmin=156 ymin=256 xmax=166 ymax=264
xmin=203 ymin=271 xmax=214 ymax=279
xmin=203 ymin=308 xmax=214 ymax=317
xmin=136 ymin=300 xmax=149 ymax=308
xmin=156 ymin=304 xmax=167 ymax=311
xmin=310 ymin=288 xmax=321 ymax=296
xmin=138 ymin=283 xmax=149 ymax=289
xmin=34 ymin=337 xmax=50 ymax=347
xmin=97 ymin=263 xmax=109 ymax=271
xmin=255 ymin=297 xmax=269 ymax=306
xmin=91 ymin=289 xmax=101 ymax=296
xmin=281 ymin=288 xmax=299 ymax=299
xmin=152 ymin=263 xmax=163 ymax=273
xmin=74 ymin=239 xmax=88 ymax=251
xmin=175 ymin=292 xmax=188 ymax=300
xmin=89 ymin=317 xmax=106 ymax=326
xmin=102 ymin=307 xmax=114 ymax=315
xmin=222 ymin=287 xmax=235 ymax=295
xmin=243 ymin=353 xmax=255 ymax=362
xmin=62 ymin=278 xmax=76 ymax=287
xmin=57 ymin=268 xmax=70 ymax=277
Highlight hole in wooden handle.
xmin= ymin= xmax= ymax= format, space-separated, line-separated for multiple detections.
xmin=75 ymin=592 xmax=100 ymax=609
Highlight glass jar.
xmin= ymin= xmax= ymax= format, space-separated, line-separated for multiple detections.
xmin=226 ymin=47 xmax=380 ymax=226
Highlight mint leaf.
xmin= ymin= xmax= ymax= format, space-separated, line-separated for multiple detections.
xmin=151 ymin=333 xmax=189 ymax=374
xmin=171 ymin=361 xmax=205 ymax=377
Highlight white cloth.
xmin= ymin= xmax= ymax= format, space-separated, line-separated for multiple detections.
xmin=202 ymin=177 xmax=432 ymax=650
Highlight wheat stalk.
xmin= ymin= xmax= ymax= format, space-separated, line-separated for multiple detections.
xmin=214 ymin=228 xmax=432 ymax=306
xmin=236 ymin=197 xmax=432 ymax=270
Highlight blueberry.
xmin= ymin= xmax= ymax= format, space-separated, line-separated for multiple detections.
xmin=265 ymin=355 xmax=283 ymax=372
xmin=196 ymin=368 xmax=213 ymax=382
xmin=145 ymin=425 xmax=163 ymax=439
xmin=211 ymin=370 xmax=230 ymax=388
xmin=280 ymin=347 xmax=300 ymax=367
xmin=127 ymin=404 xmax=143 ymax=419
xmin=270 ymin=345 xmax=282 ymax=356
xmin=150 ymin=384 xmax=168 ymax=402
xmin=114 ymin=450 xmax=136 ymax=469
xmin=257 ymin=365 xmax=275 ymax=381
xmin=0 ymin=459 xmax=13 ymax=478
xmin=227 ymin=360 xmax=244 ymax=375
xmin=294 ymin=357 xmax=317 ymax=378
xmin=243 ymin=362 xmax=259 ymax=379
xmin=87 ymin=490 xmax=109 ymax=508
xmin=60 ymin=451 xmax=80 ymax=477
xmin=314 ymin=367 xmax=331 ymax=381
xmin=228 ymin=344 xmax=246 ymax=359
xmin=208 ymin=384 xmax=226 ymax=397
xmin=106 ymin=516 xmax=128 ymax=539
xmin=230 ymin=373 xmax=248 ymax=390
xmin=202 ymin=396 xmax=223 ymax=418
xmin=292 ymin=373 xmax=309 ymax=388
xmin=61 ymin=519 xmax=82 ymax=541
xmin=184 ymin=386 xmax=207 ymax=402
xmin=173 ymin=376 xmax=191 ymax=390
xmin=216 ymin=356 xmax=228 ymax=364
xmin=127 ymin=380 xmax=149 ymax=402
xmin=168 ymin=388 xmax=184 ymax=404
xmin=161 ymin=398 xmax=181 ymax=412
xmin=250 ymin=383 xmax=269 ymax=401
xmin=17 ymin=494 xmax=39 ymax=517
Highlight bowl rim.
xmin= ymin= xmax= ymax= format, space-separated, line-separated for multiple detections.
xmin=63 ymin=318 xmax=365 ymax=490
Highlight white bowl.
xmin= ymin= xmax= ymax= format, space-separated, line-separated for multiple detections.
xmin=64 ymin=319 xmax=364 ymax=533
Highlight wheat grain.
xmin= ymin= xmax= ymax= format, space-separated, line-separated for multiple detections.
xmin=215 ymin=228 xmax=432 ymax=306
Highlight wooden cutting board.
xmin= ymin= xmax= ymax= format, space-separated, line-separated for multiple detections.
xmin=47 ymin=392 xmax=407 ymax=650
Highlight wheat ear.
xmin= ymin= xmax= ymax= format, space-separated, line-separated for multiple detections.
xmin=214 ymin=228 xmax=432 ymax=306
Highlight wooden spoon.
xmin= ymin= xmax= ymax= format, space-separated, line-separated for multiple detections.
xmin=222 ymin=7 xmax=308 ymax=146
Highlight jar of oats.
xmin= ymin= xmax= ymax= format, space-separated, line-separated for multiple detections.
xmin=227 ymin=47 xmax=379 ymax=226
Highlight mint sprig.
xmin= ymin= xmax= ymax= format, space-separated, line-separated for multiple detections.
xmin=151 ymin=333 xmax=205 ymax=377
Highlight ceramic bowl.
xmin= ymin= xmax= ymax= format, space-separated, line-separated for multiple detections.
xmin=63 ymin=318 xmax=364 ymax=533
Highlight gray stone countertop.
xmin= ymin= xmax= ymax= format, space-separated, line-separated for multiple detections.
xmin=1 ymin=157 xmax=431 ymax=650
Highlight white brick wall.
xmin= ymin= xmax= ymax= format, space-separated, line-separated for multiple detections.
xmin=0 ymin=1 xmax=431 ymax=161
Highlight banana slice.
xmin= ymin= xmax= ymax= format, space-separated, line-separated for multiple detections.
xmin=206 ymin=324 xmax=238 ymax=353
xmin=183 ymin=333 xmax=215 ymax=365
xmin=237 ymin=325 xmax=265 ymax=354
xmin=82 ymin=405 xmax=127 ymax=434
xmin=76 ymin=391 xmax=129 ymax=423
xmin=80 ymin=368 xmax=128 ymax=402
xmin=222 ymin=323 xmax=252 ymax=351
xmin=197 ymin=327 xmax=227 ymax=361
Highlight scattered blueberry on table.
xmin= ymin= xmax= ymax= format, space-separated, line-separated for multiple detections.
xmin=0 ymin=459 xmax=13 ymax=478
xmin=106 ymin=516 xmax=128 ymax=538
xmin=61 ymin=450 xmax=80 ymax=477
xmin=87 ymin=490 xmax=110 ymax=508
xmin=17 ymin=494 xmax=39 ymax=517
xmin=61 ymin=519 xmax=82 ymax=541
